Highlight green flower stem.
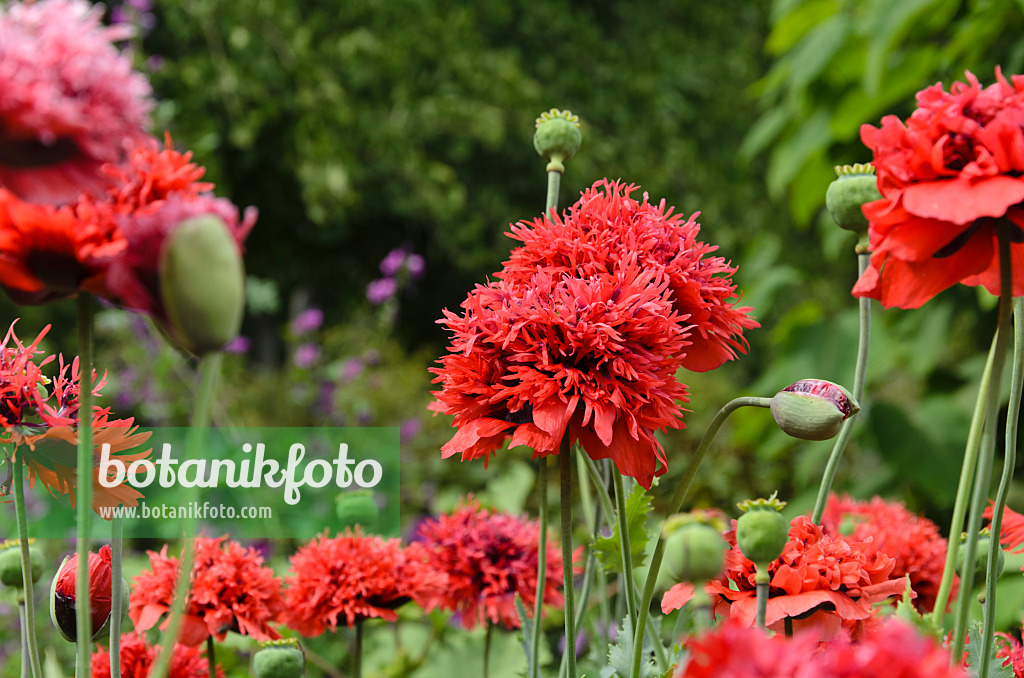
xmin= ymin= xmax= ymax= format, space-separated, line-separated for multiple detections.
xmin=12 ymin=457 xmax=42 ymax=678
xmin=755 ymin=570 xmax=769 ymax=628
xmin=206 ymin=636 xmax=216 ymax=678
xmin=930 ymin=335 xmax=999 ymax=626
xmin=76 ymin=293 xmax=95 ymax=678
xmin=559 ymin=441 xmax=577 ymax=678
xmin=952 ymin=227 xmax=1014 ymax=664
xmin=580 ymin=455 xmax=615 ymax=527
xmin=484 ymin=621 xmax=493 ymax=678
xmin=630 ymin=396 xmax=772 ymax=678
xmin=575 ymin=449 xmax=596 ymax=543
xmin=613 ymin=473 xmax=637 ymax=625
xmin=811 ymin=252 xmax=871 ymax=524
xmin=150 ymin=352 xmax=224 ymax=678
xmin=19 ymin=601 xmax=29 ymax=678
xmin=531 ymin=456 xmax=548 ymax=678
xmin=353 ymin=621 xmax=363 ymax=678
xmin=110 ymin=516 xmax=124 ymax=678
xmin=559 ymin=495 xmax=602 ymax=678
xmin=546 ymin=166 xmax=562 ymax=214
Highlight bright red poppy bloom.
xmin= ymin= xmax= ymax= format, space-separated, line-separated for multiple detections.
xmin=130 ymin=537 xmax=284 ymax=647
xmin=414 ymin=497 xmax=568 ymax=630
xmin=821 ymin=494 xmax=954 ymax=613
xmin=91 ymin=632 xmax=222 ymax=678
xmin=284 ymin=529 xmax=447 ymax=635
xmin=985 ymin=502 xmax=1024 ymax=554
xmin=0 ymin=0 xmax=152 ymax=205
xmin=503 ymin=179 xmax=758 ymax=373
xmin=673 ymin=619 xmax=823 ymax=678
xmin=996 ymin=632 xmax=1024 ymax=678
xmin=52 ymin=544 xmax=112 ymax=641
xmin=816 ymin=619 xmax=972 ymax=678
xmin=854 ymin=69 xmax=1024 ymax=308
xmin=431 ymin=261 xmax=689 ymax=488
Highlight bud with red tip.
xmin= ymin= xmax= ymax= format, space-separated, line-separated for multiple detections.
xmin=49 ymin=545 xmax=128 ymax=642
xmin=770 ymin=379 xmax=860 ymax=441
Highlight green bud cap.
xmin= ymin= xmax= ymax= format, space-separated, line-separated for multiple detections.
xmin=736 ymin=493 xmax=789 ymax=565
xmin=534 ymin=109 xmax=582 ymax=170
xmin=825 ymin=164 xmax=881 ymax=234
xmin=254 ymin=639 xmax=305 ymax=678
xmin=159 ymin=215 xmax=246 ymax=356
xmin=770 ymin=379 xmax=860 ymax=441
xmin=663 ymin=521 xmax=726 ymax=584
xmin=335 ymin=490 xmax=379 ymax=530
xmin=0 ymin=540 xmax=42 ymax=588
xmin=956 ymin=530 xmax=1005 ymax=590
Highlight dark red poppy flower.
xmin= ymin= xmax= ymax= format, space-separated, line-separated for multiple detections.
xmin=821 ymin=494 xmax=954 ymax=613
xmin=0 ymin=0 xmax=153 ymax=205
xmin=130 ymin=537 xmax=284 ymax=647
xmin=90 ymin=632 xmax=223 ymax=678
xmin=985 ymin=502 xmax=1024 ymax=554
xmin=503 ymin=179 xmax=758 ymax=372
xmin=414 ymin=497 xmax=567 ymax=630
xmin=854 ymin=69 xmax=1024 ymax=308
xmin=52 ymin=544 xmax=112 ymax=641
xmin=283 ymin=529 xmax=447 ymax=635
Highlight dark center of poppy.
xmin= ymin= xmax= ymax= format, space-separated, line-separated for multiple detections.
xmin=0 ymin=136 xmax=80 ymax=168
xmin=25 ymin=250 xmax=85 ymax=294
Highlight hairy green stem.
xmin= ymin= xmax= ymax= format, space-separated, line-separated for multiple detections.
xmin=110 ymin=515 xmax=124 ymax=678
xmin=560 ymin=441 xmax=577 ymax=678
xmin=546 ymin=168 xmax=562 ymax=214
xmin=755 ymin=572 xmax=769 ymax=629
xmin=629 ymin=396 xmax=772 ymax=678
xmin=76 ymin=293 xmax=95 ymax=677
xmin=12 ymin=456 xmax=42 ymax=678
xmin=531 ymin=457 xmax=548 ymax=678
xmin=19 ymin=601 xmax=29 ymax=678
xmin=614 ymin=474 xmax=637 ymax=624
xmin=559 ymin=486 xmax=603 ymax=678
xmin=811 ymin=252 xmax=871 ymax=523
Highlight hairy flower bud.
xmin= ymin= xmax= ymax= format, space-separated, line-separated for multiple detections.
xmin=533 ymin=109 xmax=582 ymax=169
xmin=253 ymin=639 xmax=305 ymax=678
xmin=49 ymin=545 xmax=128 ymax=643
xmin=956 ymin=531 xmax=1005 ymax=590
xmin=663 ymin=514 xmax=726 ymax=584
xmin=825 ymin=164 xmax=881 ymax=235
xmin=0 ymin=539 xmax=42 ymax=588
xmin=159 ymin=214 xmax=246 ymax=356
xmin=736 ymin=494 xmax=789 ymax=566
xmin=770 ymin=379 xmax=859 ymax=441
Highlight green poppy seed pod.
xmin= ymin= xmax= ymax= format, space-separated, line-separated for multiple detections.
xmin=159 ymin=214 xmax=246 ymax=356
xmin=825 ymin=164 xmax=881 ymax=234
xmin=956 ymin=532 xmax=1005 ymax=590
xmin=736 ymin=494 xmax=789 ymax=566
xmin=770 ymin=379 xmax=860 ymax=441
xmin=663 ymin=522 xmax=726 ymax=584
xmin=533 ymin=109 xmax=582 ymax=170
xmin=335 ymin=490 xmax=379 ymax=530
xmin=0 ymin=540 xmax=42 ymax=588
xmin=253 ymin=639 xmax=305 ymax=678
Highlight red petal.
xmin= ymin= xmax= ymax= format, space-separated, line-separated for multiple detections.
xmin=901 ymin=176 xmax=1024 ymax=225
xmin=661 ymin=582 xmax=695 ymax=613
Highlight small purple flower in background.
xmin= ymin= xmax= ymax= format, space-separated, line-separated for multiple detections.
xmin=127 ymin=0 xmax=153 ymax=11
xmin=367 ymin=277 xmax=397 ymax=305
xmin=405 ymin=253 xmax=426 ymax=279
xmin=223 ymin=336 xmax=251 ymax=354
xmin=146 ymin=55 xmax=165 ymax=72
xmin=290 ymin=307 xmax=324 ymax=335
xmin=380 ymin=248 xmax=408 ymax=277
xmin=363 ymin=349 xmax=381 ymax=366
xmin=293 ymin=343 xmax=321 ymax=369
xmin=400 ymin=418 xmax=421 ymax=443
xmin=558 ymin=630 xmax=589 ymax=659
xmin=110 ymin=5 xmax=129 ymax=24
xmin=317 ymin=381 xmax=336 ymax=415
xmin=341 ymin=358 xmax=364 ymax=381
xmin=357 ymin=409 xmax=374 ymax=425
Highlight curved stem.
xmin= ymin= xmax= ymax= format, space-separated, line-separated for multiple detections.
xmin=811 ymin=252 xmax=871 ymax=523
xmin=531 ymin=457 xmax=548 ymax=678
xmin=13 ymin=455 xmax=42 ymax=678
xmin=76 ymin=293 xmax=95 ymax=677
xmin=559 ymin=440 xmax=577 ymax=678
xmin=614 ymin=474 xmax=637 ymax=624
xmin=629 ymin=396 xmax=772 ymax=678
xmin=109 ymin=515 xmax=124 ymax=678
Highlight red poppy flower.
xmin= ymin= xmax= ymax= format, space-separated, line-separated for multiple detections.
xmin=431 ymin=261 xmax=690 ymax=488
xmin=130 ymin=537 xmax=284 ymax=647
xmin=704 ymin=516 xmax=906 ymax=638
xmin=996 ymin=632 xmax=1024 ymax=678
xmin=283 ymin=529 xmax=447 ymax=635
xmin=854 ymin=68 xmax=1024 ymax=308
xmin=673 ymin=619 xmax=823 ymax=678
xmin=413 ymin=497 xmax=568 ymax=630
xmin=52 ymin=544 xmax=112 ymax=641
xmin=90 ymin=632 xmax=223 ymax=678
xmin=503 ymin=179 xmax=758 ymax=372
xmin=821 ymin=494 xmax=954 ymax=613
xmin=985 ymin=502 xmax=1024 ymax=554
xmin=0 ymin=0 xmax=153 ymax=205
xmin=817 ymin=619 xmax=972 ymax=678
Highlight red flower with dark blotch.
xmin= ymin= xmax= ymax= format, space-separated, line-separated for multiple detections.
xmin=821 ymin=494 xmax=954 ymax=613
xmin=130 ymin=537 xmax=284 ymax=647
xmin=284 ymin=529 xmax=447 ymax=635
xmin=431 ymin=261 xmax=689 ymax=488
xmin=985 ymin=502 xmax=1024 ymax=554
xmin=854 ymin=69 xmax=1024 ymax=308
xmin=52 ymin=544 xmax=112 ymax=641
xmin=0 ymin=0 xmax=153 ymax=205
xmin=503 ymin=179 xmax=758 ymax=372
xmin=414 ymin=497 xmax=568 ymax=630
xmin=706 ymin=516 xmax=906 ymax=638
xmin=91 ymin=632 xmax=223 ymax=678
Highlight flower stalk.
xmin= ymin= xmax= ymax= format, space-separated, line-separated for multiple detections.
xmin=110 ymin=516 xmax=124 ymax=678
xmin=531 ymin=457 xmax=548 ymax=678
xmin=559 ymin=439 xmax=577 ymax=678
xmin=12 ymin=457 xmax=42 ymax=678
xmin=75 ymin=293 xmax=95 ymax=678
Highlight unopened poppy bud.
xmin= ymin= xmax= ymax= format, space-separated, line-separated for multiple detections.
xmin=956 ymin=530 xmax=1005 ymax=590
xmin=335 ymin=490 xmax=379 ymax=530
xmin=534 ymin=109 xmax=582 ymax=170
xmin=736 ymin=494 xmax=789 ymax=566
xmin=158 ymin=214 xmax=246 ymax=356
xmin=825 ymin=164 xmax=880 ymax=235
xmin=770 ymin=379 xmax=860 ymax=441
xmin=0 ymin=540 xmax=42 ymax=588
xmin=253 ymin=639 xmax=305 ymax=678
xmin=49 ymin=545 xmax=128 ymax=642
xmin=662 ymin=514 xmax=726 ymax=584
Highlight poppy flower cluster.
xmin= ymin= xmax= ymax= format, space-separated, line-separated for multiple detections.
xmin=90 ymin=632 xmax=222 ymax=678
xmin=854 ymin=69 xmax=1024 ymax=308
xmin=413 ymin=497 xmax=568 ymax=630
xmin=431 ymin=180 xmax=755 ymax=487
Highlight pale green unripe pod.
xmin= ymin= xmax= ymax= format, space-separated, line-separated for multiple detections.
xmin=736 ymin=495 xmax=789 ymax=566
xmin=159 ymin=215 xmax=246 ymax=355
xmin=254 ymin=640 xmax=305 ymax=678
xmin=663 ymin=522 xmax=726 ymax=584
xmin=534 ymin=109 xmax=582 ymax=166
xmin=0 ymin=541 xmax=42 ymax=588
xmin=336 ymin=490 xmax=379 ymax=530
xmin=770 ymin=379 xmax=859 ymax=441
xmin=825 ymin=164 xmax=881 ymax=234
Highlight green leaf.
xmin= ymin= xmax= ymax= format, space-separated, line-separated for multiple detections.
xmin=593 ymin=482 xmax=655 ymax=574
xmin=766 ymin=0 xmax=839 ymax=55
xmin=965 ymin=621 xmax=1015 ymax=678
